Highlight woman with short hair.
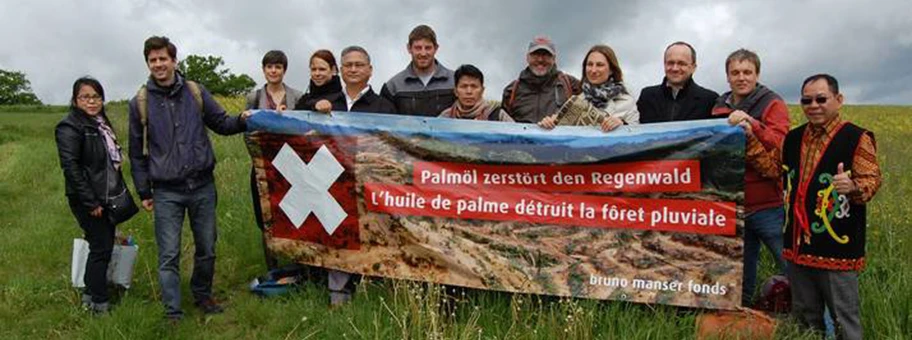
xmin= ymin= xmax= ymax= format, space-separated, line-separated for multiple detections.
xmin=247 ymin=50 xmax=304 ymax=269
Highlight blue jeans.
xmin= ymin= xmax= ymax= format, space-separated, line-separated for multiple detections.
xmin=742 ymin=206 xmax=787 ymax=306
xmin=153 ymin=181 xmax=218 ymax=317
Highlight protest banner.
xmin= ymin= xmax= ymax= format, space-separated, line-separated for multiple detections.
xmin=245 ymin=111 xmax=745 ymax=309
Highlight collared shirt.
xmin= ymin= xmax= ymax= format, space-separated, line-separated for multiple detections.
xmin=344 ymin=85 xmax=371 ymax=111
xmin=747 ymin=115 xmax=881 ymax=204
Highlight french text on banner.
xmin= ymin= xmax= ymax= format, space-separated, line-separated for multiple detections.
xmin=364 ymin=182 xmax=735 ymax=235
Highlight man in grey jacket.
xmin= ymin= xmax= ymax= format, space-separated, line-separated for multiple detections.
xmin=380 ymin=24 xmax=455 ymax=116
xmin=129 ymin=36 xmax=250 ymax=321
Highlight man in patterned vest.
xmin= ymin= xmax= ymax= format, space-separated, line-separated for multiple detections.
xmin=738 ymin=74 xmax=881 ymax=340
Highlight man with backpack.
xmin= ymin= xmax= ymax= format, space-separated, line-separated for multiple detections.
xmin=128 ymin=36 xmax=251 ymax=321
xmin=501 ymin=35 xmax=581 ymax=124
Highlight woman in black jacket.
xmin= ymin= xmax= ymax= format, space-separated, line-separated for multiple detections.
xmin=55 ymin=77 xmax=132 ymax=314
xmin=295 ymin=49 xmax=343 ymax=111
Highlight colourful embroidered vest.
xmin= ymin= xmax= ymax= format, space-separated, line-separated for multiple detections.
xmin=781 ymin=122 xmax=869 ymax=271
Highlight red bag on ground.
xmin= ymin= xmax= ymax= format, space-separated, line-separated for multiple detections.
xmin=695 ymin=308 xmax=777 ymax=340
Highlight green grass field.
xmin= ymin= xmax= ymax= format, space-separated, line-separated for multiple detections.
xmin=0 ymin=103 xmax=909 ymax=339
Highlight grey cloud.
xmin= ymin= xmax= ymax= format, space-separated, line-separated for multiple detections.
xmin=1 ymin=0 xmax=910 ymax=105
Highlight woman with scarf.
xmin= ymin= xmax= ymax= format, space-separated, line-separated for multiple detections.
xmin=539 ymin=44 xmax=639 ymax=130
xmin=55 ymin=77 xmax=134 ymax=314
xmin=439 ymin=64 xmax=514 ymax=122
xmin=295 ymin=49 xmax=343 ymax=112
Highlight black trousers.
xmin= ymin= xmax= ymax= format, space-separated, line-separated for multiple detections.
xmin=68 ymin=199 xmax=116 ymax=304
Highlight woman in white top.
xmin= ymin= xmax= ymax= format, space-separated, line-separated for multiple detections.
xmin=539 ymin=44 xmax=639 ymax=131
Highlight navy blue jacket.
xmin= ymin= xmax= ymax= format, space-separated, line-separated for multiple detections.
xmin=128 ymin=74 xmax=245 ymax=199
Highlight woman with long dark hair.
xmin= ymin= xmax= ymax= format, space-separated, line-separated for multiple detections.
xmin=55 ymin=77 xmax=136 ymax=314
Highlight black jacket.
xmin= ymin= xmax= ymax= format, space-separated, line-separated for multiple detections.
xmin=636 ymin=77 xmax=718 ymax=123
xmin=326 ymin=87 xmax=396 ymax=114
xmin=295 ymin=76 xmax=343 ymax=111
xmin=55 ymin=110 xmax=126 ymax=211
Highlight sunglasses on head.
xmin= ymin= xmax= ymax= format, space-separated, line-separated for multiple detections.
xmin=800 ymin=96 xmax=829 ymax=105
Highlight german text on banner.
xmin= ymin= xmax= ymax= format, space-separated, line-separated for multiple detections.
xmin=245 ymin=111 xmax=746 ymax=309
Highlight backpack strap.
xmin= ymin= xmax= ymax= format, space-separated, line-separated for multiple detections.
xmin=558 ymin=73 xmax=573 ymax=99
xmin=185 ymin=80 xmax=204 ymax=114
xmin=136 ymin=80 xmax=205 ymax=157
xmin=506 ymin=80 xmax=520 ymax=113
xmin=136 ymin=85 xmax=150 ymax=156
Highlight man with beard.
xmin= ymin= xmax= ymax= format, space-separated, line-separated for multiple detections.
xmin=380 ymin=24 xmax=455 ymax=116
xmin=637 ymin=41 xmax=718 ymax=123
xmin=501 ymin=35 xmax=581 ymax=124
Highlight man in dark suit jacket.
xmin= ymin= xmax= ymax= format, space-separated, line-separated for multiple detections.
xmin=309 ymin=45 xmax=393 ymax=307
xmin=312 ymin=45 xmax=395 ymax=114
xmin=637 ymin=41 xmax=718 ymax=123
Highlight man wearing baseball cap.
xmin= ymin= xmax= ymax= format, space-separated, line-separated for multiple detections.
xmin=501 ymin=35 xmax=581 ymax=123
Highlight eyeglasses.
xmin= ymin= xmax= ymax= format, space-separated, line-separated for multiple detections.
xmin=342 ymin=62 xmax=369 ymax=69
xmin=664 ymin=60 xmax=692 ymax=68
xmin=77 ymin=95 xmax=103 ymax=103
xmin=800 ymin=96 xmax=829 ymax=105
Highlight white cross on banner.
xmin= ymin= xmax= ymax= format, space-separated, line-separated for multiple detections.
xmin=272 ymin=143 xmax=347 ymax=235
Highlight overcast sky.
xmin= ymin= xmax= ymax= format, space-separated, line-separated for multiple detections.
xmin=2 ymin=0 xmax=911 ymax=105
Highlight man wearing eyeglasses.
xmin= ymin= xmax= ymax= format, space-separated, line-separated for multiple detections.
xmin=740 ymin=74 xmax=881 ymax=340
xmin=311 ymin=45 xmax=393 ymax=306
xmin=636 ymin=41 xmax=718 ymax=123
xmin=313 ymin=46 xmax=395 ymax=114
xmin=713 ymin=48 xmax=791 ymax=307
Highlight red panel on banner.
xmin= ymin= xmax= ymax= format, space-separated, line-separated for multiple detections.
xmin=259 ymin=135 xmax=361 ymax=250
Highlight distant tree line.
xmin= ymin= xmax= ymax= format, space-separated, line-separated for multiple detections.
xmin=178 ymin=55 xmax=255 ymax=97
xmin=1 ymin=54 xmax=254 ymax=106
xmin=0 ymin=69 xmax=42 ymax=105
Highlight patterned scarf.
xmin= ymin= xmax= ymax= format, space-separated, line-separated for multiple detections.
xmin=92 ymin=114 xmax=122 ymax=167
xmin=441 ymin=101 xmax=497 ymax=120
xmin=582 ymin=78 xmax=626 ymax=109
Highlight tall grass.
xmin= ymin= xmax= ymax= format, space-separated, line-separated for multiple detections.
xmin=0 ymin=102 xmax=908 ymax=339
